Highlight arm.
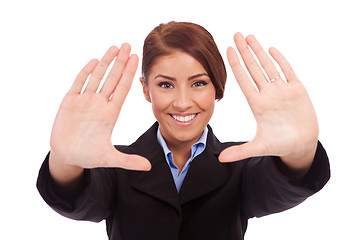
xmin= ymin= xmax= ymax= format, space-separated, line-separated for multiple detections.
xmin=37 ymin=153 xmax=118 ymax=222
xmin=240 ymin=141 xmax=330 ymax=219
xmin=37 ymin=44 xmax=151 ymax=220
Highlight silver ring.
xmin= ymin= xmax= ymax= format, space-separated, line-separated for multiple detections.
xmin=269 ymin=76 xmax=280 ymax=83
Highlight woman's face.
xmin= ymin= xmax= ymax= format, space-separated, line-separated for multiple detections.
xmin=141 ymin=51 xmax=216 ymax=148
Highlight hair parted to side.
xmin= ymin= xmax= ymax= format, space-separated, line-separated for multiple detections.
xmin=141 ymin=21 xmax=227 ymax=100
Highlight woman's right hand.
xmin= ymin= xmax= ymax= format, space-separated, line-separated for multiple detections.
xmin=49 ymin=44 xmax=151 ymax=184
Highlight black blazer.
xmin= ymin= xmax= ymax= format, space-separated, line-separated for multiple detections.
xmin=37 ymin=122 xmax=330 ymax=240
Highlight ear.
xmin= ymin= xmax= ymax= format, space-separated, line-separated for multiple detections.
xmin=140 ymin=77 xmax=151 ymax=103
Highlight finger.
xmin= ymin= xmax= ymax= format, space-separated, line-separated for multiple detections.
xmin=234 ymin=32 xmax=268 ymax=89
xmin=246 ymin=35 xmax=281 ymax=82
xmin=99 ymin=43 xmax=132 ymax=99
xmin=69 ymin=59 xmax=99 ymax=94
xmin=227 ymin=46 xmax=258 ymax=98
xmin=101 ymin=150 xmax=152 ymax=171
xmin=110 ymin=54 xmax=139 ymax=109
xmin=218 ymin=141 xmax=266 ymax=162
xmin=84 ymin=46 xmax=120 ymax=93
xmin=269 ymin=47 xmax=298 ymax=83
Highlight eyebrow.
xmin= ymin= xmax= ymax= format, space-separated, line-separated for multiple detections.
xmin=154 ymin=73 xmax=209 ymax=81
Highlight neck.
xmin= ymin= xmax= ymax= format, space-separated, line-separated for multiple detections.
xmin=168 ymin=143 xmax=192 ymax=174
xmin=166 ymin=138 xmax=193 ymax=160
xmin=158 ymin=125 xmax=207 ymax=172
xmin=164 ymin=137 xmax=197 ymax=173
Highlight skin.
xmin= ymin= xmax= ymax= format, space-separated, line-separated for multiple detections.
xmin=220 ymin=33 xmax=318 ymax=181
xmin=140 ymin=52 xmax=216 ymax=172
xmin=49 ymin=44 xmax=151 ymax=187
xmin=48 ymin=33 xmax=318 ymax=188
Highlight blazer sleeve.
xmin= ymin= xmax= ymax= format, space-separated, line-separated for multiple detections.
xmin=240 ymin=141 xmax=330 ymax=219
xmin=36 ymin=152 xmax=117 ymax=222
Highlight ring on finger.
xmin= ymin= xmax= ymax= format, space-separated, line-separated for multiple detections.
xmin=269 ymin=75 xmax=280 ymax=83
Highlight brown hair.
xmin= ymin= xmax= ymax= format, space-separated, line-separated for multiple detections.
xmin=141 ymin=21 xmax=227 ymax=100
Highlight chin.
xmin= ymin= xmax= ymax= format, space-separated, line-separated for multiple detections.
xmin=169 ymin=127 xmax=204 ymax=143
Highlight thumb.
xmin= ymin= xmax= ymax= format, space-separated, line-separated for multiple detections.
xmin=218 ymin=141 xmax=265 ymax=163
xmin=100 ymin=148 xmax=152 ymax=171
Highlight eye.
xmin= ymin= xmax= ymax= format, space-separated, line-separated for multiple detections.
xmin=192 ymin=81 xmax=208 ymax=87
xmin=157 ymin=81 xmax=174 ymax=89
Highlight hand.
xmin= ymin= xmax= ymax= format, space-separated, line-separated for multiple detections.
xmin=219 ymin=33 xmax=318 ymax=170
xmin=49 ymin=44 xmax=151 ymax=182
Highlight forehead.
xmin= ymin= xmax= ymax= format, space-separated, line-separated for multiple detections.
xmin=148 ymin=51 xmax=207 ymax=78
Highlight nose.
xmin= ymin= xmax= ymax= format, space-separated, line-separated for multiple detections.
xmin=172 ymin=87 xmax=192 ymax=111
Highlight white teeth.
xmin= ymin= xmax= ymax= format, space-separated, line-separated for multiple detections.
xmin=171 ymin=114 xmax=196 ymax=122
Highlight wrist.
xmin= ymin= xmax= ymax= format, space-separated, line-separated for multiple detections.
xmin=49 ymin=151 xmax=84 ymax=186
xmin=279 ymin=141 xmax=318 ymax=182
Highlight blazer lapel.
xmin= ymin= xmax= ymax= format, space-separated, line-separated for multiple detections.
xmin=178 ymin=126 xmax=229 ymax=205
xmin=124 ymin=123 xmax=232 ymax=211
xmin=126 ymin=123 xmax=181 ymax=214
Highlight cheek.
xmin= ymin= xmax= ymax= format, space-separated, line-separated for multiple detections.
xmin=150 ymin=92 xmax=171 ymax=115
xmin=198 ymin=88 xmax=216 ymax=111
xmin=203 ymin=99 xmax=215 ymax=116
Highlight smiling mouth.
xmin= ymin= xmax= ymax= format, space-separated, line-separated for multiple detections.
xmin=170 ymin=113 xmax=198 ymax=122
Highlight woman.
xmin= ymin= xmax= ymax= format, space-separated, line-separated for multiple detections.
xmin=37 ymin=22 xmax=330 ymax=239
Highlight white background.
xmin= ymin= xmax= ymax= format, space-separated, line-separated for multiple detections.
xmin=1 ymin=0 xmax=359 ymax=239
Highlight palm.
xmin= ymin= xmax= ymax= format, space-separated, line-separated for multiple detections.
xmin=51 ymin=93 xmax=119 ymax=168
xmin=50 ymin=44 xmax=151 ymax=171
xmin=250 ymin=80 xmax=318 ymax=157
xmin=220 ymin=33 xmax=318 ymax=162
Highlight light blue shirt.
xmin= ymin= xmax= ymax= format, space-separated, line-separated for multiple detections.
xmin=157 ymin=126 xmax=208 ymax=192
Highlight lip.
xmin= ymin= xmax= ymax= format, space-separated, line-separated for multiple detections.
xmin=168 ymin=113 xmax=199 ymax=127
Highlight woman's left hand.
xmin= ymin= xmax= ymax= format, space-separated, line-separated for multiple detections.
xmin=219 ymin=33 xmax=318 ymax=172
